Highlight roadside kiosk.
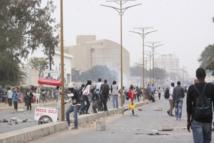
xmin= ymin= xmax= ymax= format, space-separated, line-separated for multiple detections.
xmin=34 ymin=79 xmax=61 ymax=124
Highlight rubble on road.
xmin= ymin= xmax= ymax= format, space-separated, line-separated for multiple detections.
xmin=0 ymin=117 xmax=30 ymax=125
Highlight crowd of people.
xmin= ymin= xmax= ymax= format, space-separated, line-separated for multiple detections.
xmin=65 ymin=78 xmax=144 ymax=129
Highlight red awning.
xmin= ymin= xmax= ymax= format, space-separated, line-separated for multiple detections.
xmin=38 ymin=79 xmax=62 ymax=86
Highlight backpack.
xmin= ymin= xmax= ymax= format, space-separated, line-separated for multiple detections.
xmin=193 ymin=84 xmax=212 ymax=121
xmin=164 ymin=88 xmax=170 ymax=99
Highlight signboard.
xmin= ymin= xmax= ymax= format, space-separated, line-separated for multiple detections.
xmin=34 ymin=107 xmax=58 ymax=122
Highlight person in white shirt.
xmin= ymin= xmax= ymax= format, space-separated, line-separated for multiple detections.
xmin=7 ymin=87 xmax=13 ymax=106
xmin=94 ymin=78 xmax=103 ymax=111
xmin=167 ymin=82 xmax=175 ymax=116
xmin=95 ymin=78 xmax=102 ymax=95
xmin=111 ymin=81 xmax=119 ymax=108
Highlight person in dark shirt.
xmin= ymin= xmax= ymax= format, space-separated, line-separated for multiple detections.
xmin=65 ymin=87 xmax=80 ymax=130
xmin=100 ymin=80 xmax=110 ymax=111
xmin=187 ymin=68 xmax=214 ymax=143
xmin=173 ymin=81 xmax=185 ymax=120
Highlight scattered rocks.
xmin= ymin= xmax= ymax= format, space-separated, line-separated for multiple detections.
xmin=0 ymin=117 xmax=29 ymax=125
xmin=3 ymin=119 xmax=8 ymax=123
xmin=22 ymin=119 xmax=28 ymax=123
xmin=159 ymin=128 xmax=174 ymax=132
xmin=147 ymin=132 xmax=170 ymax=136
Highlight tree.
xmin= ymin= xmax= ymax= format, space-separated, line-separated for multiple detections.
xmin=199 ymin=44 xmax=214 ymax=75
xmin=152 ymin=67 xmax=167 ymax=80
xmin=130 ymin=65 xmax=149 ymax=77
xmin=0 ymin=51 xmax=24 ymax=86
xmin=29 ymin=57 xmax=48 ymax=77
xmin=79 ymin=65 xmax=118 ymax=82
xmin=0 ymin=0 xmax=58 ymax=84
xmin=130 ymin=65 xmax=142 ymax=77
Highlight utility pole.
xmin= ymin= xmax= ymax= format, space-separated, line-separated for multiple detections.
xmin=101 ymin=0 xmax=141 ymax=107
xmin=145 ymin=51 xmax=152 ymax=84
xmin=145 ymin=42 xmax=163 ymax=84
xmin=130 ymin=27 xmax=157 ymax=89
xmin=60 ymin=0 xmax=65 ymax=121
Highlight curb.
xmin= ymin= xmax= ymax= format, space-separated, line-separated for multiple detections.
xmin=0 ymin=101 xmax=147 ymax=143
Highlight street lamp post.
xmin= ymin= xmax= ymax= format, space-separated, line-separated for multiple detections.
xmin=101 ymin=0 xmax=141 ymax=107
xmin=145 ymin=42 xmax=163 ymax=84
xmin=144 ymin=51 xmax=152 ymax=83
xmin=60 ymin=0 xmax=65 ymax=121
xmin=130 ymin=27 xmax=157 ymax=89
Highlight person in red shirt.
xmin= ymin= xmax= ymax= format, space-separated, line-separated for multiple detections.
xmin=128 ymin=85 xmax=136 ymax=115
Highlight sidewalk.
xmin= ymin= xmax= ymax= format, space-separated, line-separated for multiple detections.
xmin=0 ymin=100 xmax=57 ymax=111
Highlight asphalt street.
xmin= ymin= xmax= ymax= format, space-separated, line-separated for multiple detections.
xmin=0 ymin=96 xmax=127 ymax=133
xmin=30 ymin=96 xmax=209 ymax=143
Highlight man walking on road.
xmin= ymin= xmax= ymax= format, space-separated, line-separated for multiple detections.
xmin=167 ymin=82 xmax=175 ymax=116
xmin=187 ymin=68 xmax=214 ymax=143
xmin=173 ymin=81 xmax=185 ymax=120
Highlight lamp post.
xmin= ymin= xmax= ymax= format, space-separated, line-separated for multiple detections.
xmin=144 ymin=51 xmax=152 ymax=83
xmin=145 ymin=42 xmax=163 ymax=84
xmin=60 ymin=0 xmax=65 ymax=121
xmin=101 ymin=0 xmax=141 ymax=107
xmin=130 ymin=27 xmax=157 ymax=89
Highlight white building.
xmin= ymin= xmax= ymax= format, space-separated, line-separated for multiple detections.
xmin=155 ymin=54 xmax=180 ymax=73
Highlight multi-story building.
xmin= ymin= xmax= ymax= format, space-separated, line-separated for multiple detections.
xmin=155 ymin=54 xmax=190 ymax=82
xmin=65 ymin=35 xmax=130 ymax=78
xmin=155 ymin=54 xmax=180 ymax=73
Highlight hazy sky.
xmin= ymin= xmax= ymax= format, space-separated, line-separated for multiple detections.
xmin=51 ymin=0 xmax=214 ymax=76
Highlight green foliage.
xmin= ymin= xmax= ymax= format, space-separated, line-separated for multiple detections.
xmin=199 ymin=44 xmax=214 ymax=74
xmin=0 ymin=51 xmax=25 ymax=86
xmin=29 ymin=57 xmax=48 ymax=77
xmin=0 ymin=0 xmax=58 ymax=85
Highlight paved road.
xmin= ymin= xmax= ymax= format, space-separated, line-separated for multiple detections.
xmin=30 ymin=97 xmax=209 ymax=143
xmin=0 ymin=96 xmax=130 ymax=133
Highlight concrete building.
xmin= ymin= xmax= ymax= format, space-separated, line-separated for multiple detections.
xmin=155 ymin=54 xmax=180 ymax=74
xmin=155 ymin=54 xmax=189 ymax=82
xmin=65 ymin=35 xmax=130 ymax=78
